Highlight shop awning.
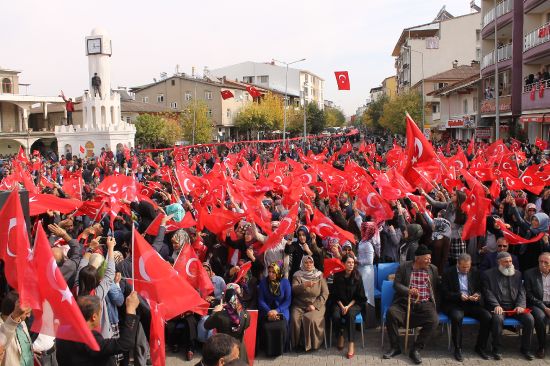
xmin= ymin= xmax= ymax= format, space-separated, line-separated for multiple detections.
xmin=520 ymin=114 xmax=550 ymax=123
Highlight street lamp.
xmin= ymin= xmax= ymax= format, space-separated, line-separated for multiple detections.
xmin=405 ymin=46 xmax=425 ymax=132
xmin=494 ymin=0 xmax=500 ymax=140
xmin=273 ymin=58 xmax=306 ymax=147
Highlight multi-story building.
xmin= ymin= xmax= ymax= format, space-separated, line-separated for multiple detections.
xmin=369 ymin=87 xmax=384 ymax=103
xmin=381 ymin=76 xmax=398 ymax=100
xmin=393 ymin=6 xmax=481 ymax=94
xmin=480 ymin=0 xmax=550 ymax=142
xmin=211 ymin=61 xmax=325 ymax=109
xmin=0 ymin=68 xmax=64 ymax=155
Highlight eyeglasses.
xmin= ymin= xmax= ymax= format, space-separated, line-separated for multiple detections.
xmin=497 ymin=245 xmax=508 ymax=248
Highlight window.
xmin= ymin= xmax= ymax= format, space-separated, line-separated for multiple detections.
xmin=432 ymin=102 xmax=440 ymax=114
xmin=243 ymin=76 xmax=254 ymax=83
xmin=476 ymin=48 xmax=481 ymax=61
xmin=473 ymin=96 xmax=478 ymax=112
xmin=2 ymin=78 xmax=12 ymax=93
xmin=157 ymin=94 xmax=164 ymax=103
xmin=226 ymin=108 xmax=231 ymax=118
xmin=434 ymin=82 xmax=448 ymax=90
xmin=305 ymin=74 xmax=309 ymax=83
xmin=185 ymin=91 xmax=192 ymax=101
xmin=171 ymin=79 xmax=176 ymax=86
xmin=126 ymin=117 xmax=131 ymax=123
xmin=463 ymin=99 xmax=468 ymax=114
xmin=476 ymin=30 xmax=481 ymax=41
xmin=259 ymin=75 xmax=269 ymax=83
xmin=205 ymin=91 xmax=212 ymax=100
xmin=142 ymin=96 xmax=149 ymax=103
xmin=206 ymin=108 xmax=212 ymax=118
xmin=170 ymin=102 xmax=178 ymax=109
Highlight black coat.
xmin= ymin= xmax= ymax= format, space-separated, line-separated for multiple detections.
xmin=56 ymin=314 xmax=139 ymax=366
xmin=482 ymin=267 xmax=526 ymax=310
xmin=332 ymin=271 xmax=367 ymax=306
xmin=523 ymin=267 xmax=548 ymax=311
xmin=441 ymin=266 xmax=483 ymax=309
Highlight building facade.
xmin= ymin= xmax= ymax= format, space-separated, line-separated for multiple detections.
xmin=382 ymin=76 xmax=398 ymax=100
xmin=479 ymin=0 xmax=550 ymax=142
xmin=211 ymin=61 xmax=325 ymax=109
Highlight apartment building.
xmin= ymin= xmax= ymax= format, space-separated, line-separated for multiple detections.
xmin=480 ymin=0 xmax=550 ymax=142
xmin=211 ymin=61 xmax=325 ymax=109
xmin=382 ymin=76 xmax=398 ymax=100
xmin=0 ymin=68 xmax=64 ymax=155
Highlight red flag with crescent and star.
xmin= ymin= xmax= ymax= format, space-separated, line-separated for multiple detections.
xmin=258 ymin=204 xmax=299 ymax=254
xmin=246 ymin=85 xmax=262 ymax=98
xmin=22 ymin=223 xmax=100 ymax=351
xmin=173 ymin=244 xmax=214 ymax=299
xmin=144 ymin=212 xmax=197 ymax=236
xmin=334 ymin=71 xmax=350 ymax=90
xmin=148 ymin=300 xmax=166 ymax=366
xmin=309 ymin=208 xmax=356 ymax=244
xmin=323 ymin=258 xmax=346 ymax=278
xmin=221 ymin=90 xmax=234 ymax=100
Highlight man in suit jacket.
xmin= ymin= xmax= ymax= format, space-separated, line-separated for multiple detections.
xmin=482 ymin=252 xmax=535 ymax=360
xmin=441 ymin=253 xmax=492 ymax=361
xmin=523 ymin=252 xmax=550 ymax=359
xmin=383 ymin=245 xmax=439 ymax=364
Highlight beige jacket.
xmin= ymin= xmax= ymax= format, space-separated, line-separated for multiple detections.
xmin=0 ymin=315 xmax=30 ymax=366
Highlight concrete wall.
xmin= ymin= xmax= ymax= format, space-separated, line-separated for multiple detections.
xmin=0 ymin=102 xmax=19 ymax=132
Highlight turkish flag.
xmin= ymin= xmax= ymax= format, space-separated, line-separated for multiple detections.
xmin=74 ymin=200 xmax=105 ymax=221
xmin=17 ymin=146 xmax=29 ymax=164
xmin=339 ymin=142 xmax=353 ymax=156
xmin=173 ymin=245 xmax=214 ymax=298
xmin=246 ymin=85 xmax=262 ymax=98
xmin=356 ymin=182 xmax=393 ymax=223
xmin=221 ymin=90 xmax=234 ymax=100
xmin=21 ymin=224 xmax=100 ymax=351
xmin=29 ymin=193 xmax=83 ymax=217
xmin=243 ymin=310 xmax=258 ymax=365
xmin=62 ymin=176 xmax=83 ymax=200
xmin=467 ymin=138 xmax=475 ymax=156
xmin=145 ymin=212 xmax=197 ymax=236
xmin=258 ymin=204 xmax=299 ymax=254
xmin=96 ymin=175 xmax=137 ymax=202
xmin=233 ymin=261 xmax=253 ymax=284
xmin=148 ymin=300 xmax=165 ymax=366
xmin=519 ymin=164 xmax=546 ymax=195
xmin=174 ymin=165 xmax=203 ymax=196
xmin=531 ymin=85 xmax=536 ymax=101
xmin=0 ymin=189 xmax=31 ymax=297
xmin=198 ymin=205 xmax=245 ymax=235
xmin=0 ymin=174 xmax=18 ymax=190
xmin=334 ymin=71 xmax=350 ymax=90
xmin=540 ymin=81 xmax=545 ymax=98
xmin=501 ymin=172 xmax=524 ymax=191
xmin=449 ymin=146 xmax=469 ymax=171
xmin=323 ymin=258 xmax=346 ymax=278
xmin=309 ymin=209 xmax=356 ymax=244
xmin=535 ymin=137 xmax=548 ymax=150
xmin=495 ymin=218 xmax=545 ymax=245
xmin=145 ymin=156 xmax=159 ymax=170
xmin=13 ymin=163 xmax=38 ymax=194
xmin=133 ymin=228 xmax=209 ymax=319
xmin=79 ymin=145 xmax=85 ymax=154
xmin=405 ymin=113 xmax=438 ymax=168
xmin=462 ymin=195 xmax=491 ymax=240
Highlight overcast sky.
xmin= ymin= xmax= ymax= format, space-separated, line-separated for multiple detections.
xmin=2 ymin=0 xmax=474 ymax=116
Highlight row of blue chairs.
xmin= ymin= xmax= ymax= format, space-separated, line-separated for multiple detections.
xmin=380 ymin=280 xmax=522 ymax=349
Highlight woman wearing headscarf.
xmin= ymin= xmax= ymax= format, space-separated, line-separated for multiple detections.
xmin=403 ymin=224 xmax=424 ymax=261
xmin=290 ymin=255 xmax=329 ymax=351
xmin=357 ymin=222 xmax=377 ymax=310
xmin=285 ymin=226 xmax=323 ymax=280
xmin=204 ymin=283 xmax=250 ymax=364
xmin=331 ymin=255 xmax=366 ymax=358
xmin=258 ymin=262 xmax=292 ymax=357
xmin=429 ymin=216 xmax=452 ymax=273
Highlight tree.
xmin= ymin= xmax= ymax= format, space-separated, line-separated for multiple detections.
xmin=306 ymin=102 xmax=325 ymax=134
xmin=179 ymin=101 xmax=213 ymax=144
xmin=361 ymin=95 xmax=388 ymax=130
xmin=379 ymin=90 xmax=422 ymax=134
xmin=234 ymin=92 xmax=285 ymax=137
xmin=135 ymin=114 xmax=182 ymax=148
xmin=286 ymin=107 xmax=306 ymax=135
xmin=324 ymin=106 xmax=346 ymax=127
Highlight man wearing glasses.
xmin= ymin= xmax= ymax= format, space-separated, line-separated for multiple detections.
xmin=524 ymin=252 xmax=550 ymax=359
xmin=479 ymin=238 xmax=519 ymax=272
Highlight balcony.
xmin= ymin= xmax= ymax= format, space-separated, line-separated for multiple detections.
xmin=480 ymin=95 xmax=512 ymax=115
xmin=523 ymin=22 xmax=550 ymax=63
xmin=480 ymin=43 xmax=513 ymax=71
xmin=481 ymin=0 xmax=513 ymax=36
xmin=522 ymin=79 xmax=550 ymax=111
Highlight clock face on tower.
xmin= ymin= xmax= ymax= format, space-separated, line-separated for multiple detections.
xmin=87 ymin=38 xmax=102 ymax=54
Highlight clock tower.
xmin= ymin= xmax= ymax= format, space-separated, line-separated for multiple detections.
xmin=55 ymin=27 xmax=135 ymax=158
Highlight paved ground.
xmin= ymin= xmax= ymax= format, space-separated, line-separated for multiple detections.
xmin=166 ymin=325 xmax=549 ymax=365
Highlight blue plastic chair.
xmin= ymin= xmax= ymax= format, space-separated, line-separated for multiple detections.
xmin=375 ymin=263 xmax=400 ymax=298
xmin=437 ymin=312 xmax=451 ymax=350
xmin=329 ymin=313 xmax=365 ymax=348
xmin=380 ymin=280 xmax=395 ymax=347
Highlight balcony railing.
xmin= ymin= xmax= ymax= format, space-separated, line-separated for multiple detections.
xmin=480 ymin=43 xmax=513 ymax=69
xmin=482 ymin=0 xmax=513 ymax=28
xmin=523 ymin=79 xmax=550 ymax=93
xmin=524 ymin=21 xmax=550 ymax=52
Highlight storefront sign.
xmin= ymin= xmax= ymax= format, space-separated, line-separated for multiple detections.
xmin=475 ymin=127 xmax=491 ymax=139
xmin=447 ymin=115 xmax=476 ymax=128
xmin=480 ymin=96 xmax=512 ymax=114
xmin=448 ymin=119 xmax=464 ymax=127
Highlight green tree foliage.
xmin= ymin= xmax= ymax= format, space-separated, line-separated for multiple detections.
xmin=234 ymin=92 xmax=285 ymax=133
xmin=135 ymin=114 xmax=182 ymax=148
xmin=307 ymin=102 xmax=326 ymax=134
xmin=379 ymin=90 xmax=422 ymax=134
xmin=179 ymin=101 xmax=213 ymax=144
xmin=361 ymin=95 xmax=388 ymax=130
xmin=324 ymin=106 xmax=346 ymax=127
xmin=286 ymin=107 xmax=306 ymax=135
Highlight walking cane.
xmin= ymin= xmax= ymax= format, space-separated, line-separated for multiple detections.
xmin=404 ymin=291 xmax=412 ymax=352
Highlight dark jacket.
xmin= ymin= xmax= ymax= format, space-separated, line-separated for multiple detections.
xmin=56 ymin=314 xmax=139 ymax=366
xmin=441 ymin=266 xmax=483 ymax=309
xmin=482 ymin=267 xmax=526 ymax=310
xmin=523 ymin=267 xmax=549 ymax=311
xmin=393 ymin=261 xmax=439 ymax=306
xmin=332 ymin=271 xmax=367 ymax=306
xmin=59 ymin=238 xmax=83 ymax=289
xmin=479 ymin=251 xmax=520 ymax=272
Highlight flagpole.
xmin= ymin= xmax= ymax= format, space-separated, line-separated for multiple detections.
xmin=131 ymin=222 xmax=135 ymax=288
xmin=92 ymin=201 xmax=106 ymax=223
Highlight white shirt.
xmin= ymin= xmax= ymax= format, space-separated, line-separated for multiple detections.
xmin=542 ymin=271 xmax=550 ymax=303
xmin=457 ymin=269 xmax=469 ymax=296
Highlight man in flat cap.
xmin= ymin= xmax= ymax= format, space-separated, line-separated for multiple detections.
xmin=383 ymin=245 xmax=439 ymax=364
xmin=482 ymin=251 xmax=535 ymax=360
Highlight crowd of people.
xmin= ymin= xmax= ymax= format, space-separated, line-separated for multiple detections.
xmin=0 ymin=124 xmax=548 ymax=366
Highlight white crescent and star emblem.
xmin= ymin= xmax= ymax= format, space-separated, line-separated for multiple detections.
xmin=47 ymin=259 xmax=73 ymax=304
xmin=183 ymin=178 xmax=195 ymax=193
xmin=414 ymin=138 xmax=424 ymax=160
xmin=521 ymin=176 xmax=533 ymax=187
xmin=502 ymin=162 xmax=512 ymax=170
xmin=107 ymin=184 xmax=119 ymax=195
xmin=6 ymin=218 xmax=17 ymax=258
xmin=338 ymin=74 xmax=347 ymax=83
xmin=366 ymin=192 xmax=380 ymax=208
xmin=185 ymin=258 xmax=200 ymax=278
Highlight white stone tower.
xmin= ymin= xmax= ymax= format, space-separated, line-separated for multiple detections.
xmin=55 ymin=27 xmax=136 ymax=158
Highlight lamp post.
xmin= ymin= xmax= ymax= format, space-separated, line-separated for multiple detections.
xmin=405 ymin=46 xmax=425 ymax=132
xmin=273 ymin=58 xmax=306 ymax=147
xmin=494 ymin=0 xmax=500 ymax=140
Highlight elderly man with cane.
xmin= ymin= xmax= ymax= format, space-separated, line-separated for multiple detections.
xmin=383 ymin=245 xmax=439 ymax=364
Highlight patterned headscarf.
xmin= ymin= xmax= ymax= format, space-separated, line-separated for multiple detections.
xmin=172 ymin=229 xmax=190 ymax=246
xmin=293 ymin=255 xmax=322 ymax=281
xmin=361 ymin=221 xmax=377 ymax=241
xmin=223 ymin=283 xmax=246 ymax=332
xmin=268 ymin=262 xmax=283 ymax=296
